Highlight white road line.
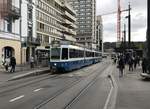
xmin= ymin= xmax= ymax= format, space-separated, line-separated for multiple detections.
xmin=103 ymin=84 xmax=113 ymax=109
xmin=33 ymin=88 xmax=43 ymax=92
xmin=9 ymin=95 xmax=25 ymax=102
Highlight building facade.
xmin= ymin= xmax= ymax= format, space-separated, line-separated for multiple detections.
xmin=0 ymin=0 xmax=21 ymax=64
xmin=96 ymin=15 xmax=103 ymax=51
xmin=36 ymin=0 xmax=76 ymax=47
xmin=21 ymin=0 xmax=39 ymax=64
xmin=0 ymin=0 xmax=77 ymax=65
xmin=67 ymin=0 xmax=96 ymax=49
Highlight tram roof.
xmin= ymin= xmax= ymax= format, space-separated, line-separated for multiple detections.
xmin=51 ymin=44 xmax=101 ymax=53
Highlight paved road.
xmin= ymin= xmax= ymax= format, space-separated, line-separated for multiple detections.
xmin=0 ymin=60 xmax=112 ymax=109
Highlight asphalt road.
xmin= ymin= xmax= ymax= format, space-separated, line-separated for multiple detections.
xmin=0 ymin=60 xmax=112 ymax=109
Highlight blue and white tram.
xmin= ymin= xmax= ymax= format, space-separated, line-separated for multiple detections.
xmin=50 ymin=45 xmax=102 ymax=72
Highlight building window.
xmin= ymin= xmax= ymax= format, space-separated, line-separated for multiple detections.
xmin=28 ymin=7 xmax=32 ymax=21
xmin=28 ymin=26 xmax=32 ymax=37
xmin=44 ymin=35 xmax=49 ymax=43
xmin=37 ymin=33 xmax=42 ymax=42
xmin=5 ymin=18 xmax=12 ymax=32
xmin=40 ymin=23 xmax=44 ymax=30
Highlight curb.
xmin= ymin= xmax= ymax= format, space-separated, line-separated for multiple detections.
xmin=8 ymin=69 xmax=50 ymax=81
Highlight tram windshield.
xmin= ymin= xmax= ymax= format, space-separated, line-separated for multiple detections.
xmin=51 ymin=48 xmax=60 ymax=60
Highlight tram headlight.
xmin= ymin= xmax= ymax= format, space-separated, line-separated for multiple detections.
xmin=54 ymin=63 xmax=57 ymax=66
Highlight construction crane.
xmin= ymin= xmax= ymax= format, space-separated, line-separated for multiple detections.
xmin=100 ymin=0 xmax=129 ymax=42
xmin=117 ymin=0 xmax=121 ymax=42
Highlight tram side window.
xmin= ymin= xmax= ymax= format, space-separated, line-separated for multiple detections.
xmin=69 ymin=49 xmax=84 ymax=58
xmin=86 ymin=51 xmax=92 ymax=57
xmin=79 ymin=50 xmax=84 ymax=57
xmin=62 ymin=48 xmax=68 ymax=60
xmin=95 ymin=53 xmax=98 ymax=57
xmin=69 ymin=49 xmax=76 ymax=58
xmin=92 ymin=52 xmax=94 ymax=57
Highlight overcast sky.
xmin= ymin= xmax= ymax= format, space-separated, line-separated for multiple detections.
xmin=96 ymin=0 xmax=147 ymax=42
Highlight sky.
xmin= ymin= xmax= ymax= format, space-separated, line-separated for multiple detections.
xmin=96 ymin=0 xmax=147 ymax=42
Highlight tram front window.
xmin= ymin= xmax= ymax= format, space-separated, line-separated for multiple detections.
xmin=51 ymin=48 xmax=60 ymax=60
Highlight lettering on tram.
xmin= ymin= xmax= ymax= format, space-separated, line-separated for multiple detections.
xmin=50 ymin=44 xmax=102 ymax=72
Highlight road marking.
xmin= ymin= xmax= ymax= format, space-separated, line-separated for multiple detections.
xmin=103 ymin=84 xmax=113 ymax=109
xmin=103 ymin=74 xmax=118 ymax=109
xmin=9 ymin=95 xmax=25 ymax=102
xmin=34 ymin=88 xmax=43 ymax=92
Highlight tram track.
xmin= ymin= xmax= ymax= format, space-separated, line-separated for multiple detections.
xmin=63 ymin=66 xmax=111 ymax=109
xmin=0 ymin=74 xmax=60 ymax=94
xmin=34 ymin=63 xmax=109 ymax=109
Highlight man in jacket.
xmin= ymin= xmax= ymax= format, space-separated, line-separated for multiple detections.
xmin=10 ymin=56 xmax=16 ymax=72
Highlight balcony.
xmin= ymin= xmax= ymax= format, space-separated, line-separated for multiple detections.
xmin=22 ymin=37 xmax=41 ymax=46
xmin=61 ymin=19 xmax=77 ymax=29
xmin=62 ymin=11 xmax=76 ymax=22
xmin=4 ymin=3 xmax=20 ymax=19
xmin=61 ymin=27 xmax=76 ymax=36
xmin=61 ymin=2 xmax=76 ymax=16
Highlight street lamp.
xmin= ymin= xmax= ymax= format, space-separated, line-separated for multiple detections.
xmin=125 ymin=3 xmax=131 ymax=49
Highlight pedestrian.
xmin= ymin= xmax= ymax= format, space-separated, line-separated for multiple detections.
xmin=113 ymin=56 xmax=117 ymax=64
xmin=30 ymin=56 xmax=34 ymax=68
xmin=133 ymin=56 xmax=137 ymax=69
xmin=142 ymin=57 xmax=147 ymax=73
xmin=3 ymin=56 xmax=10 ymax=72
xmin=137 ymin=56 xmax=140 ymax=66
xmin=117 ymin=55 xmax=125 ymax=77
xmin=10 ymin=56 xmax=16 ymax=73
xmin=128 ymin=57 xmax=133 ymax=71
xmin=0 ymin=54 xmax=4 ymax=67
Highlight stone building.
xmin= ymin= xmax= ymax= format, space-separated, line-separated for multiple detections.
xmin=0 ymin=0 xmax=21 ymax=64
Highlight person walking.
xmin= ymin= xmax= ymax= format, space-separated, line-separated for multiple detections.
xmin=10 ymin=56 xmax=16 ymax=73
xmin=142 ymin=57 xmax=147 ymax=73
xmin=0 ymin=54 xmax=4 ymax=67
xmin=137 ymin=56 xmax=140 ymax=66
xmin=118 ymin=55 xmax=125 ymax=77
xmin=30 ymin=56 xmax=34 ymax=68
xmin=128 ymin=57 xmax=133 ymax=71
xmin=3 ymin=56 xmax=10 ymax=72
xmin=133 ymin=56 xmax=138 ymax=69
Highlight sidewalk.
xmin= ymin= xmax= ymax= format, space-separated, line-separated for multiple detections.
xmin=0 ymin=65 xmax=50 ymax=83
xmin=112 ymin=64 xmax=150 ymax=109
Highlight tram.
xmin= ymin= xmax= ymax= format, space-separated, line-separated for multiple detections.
xmin=50 ymin=44 xmax=102 ymax=72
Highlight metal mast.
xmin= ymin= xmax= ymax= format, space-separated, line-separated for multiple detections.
xmin=117 ymin=0 xmax=121 ymax=42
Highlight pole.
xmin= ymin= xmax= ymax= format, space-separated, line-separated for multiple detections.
xmin=147 ymin=0 xmax=150 ymax=72
xmin=124 ymin=24 xmax=126 ymax=48
xmin=128 ymin=3 xmax=131 ymax=49
xmin=20 ymin=0 xmax=22 ymax=66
